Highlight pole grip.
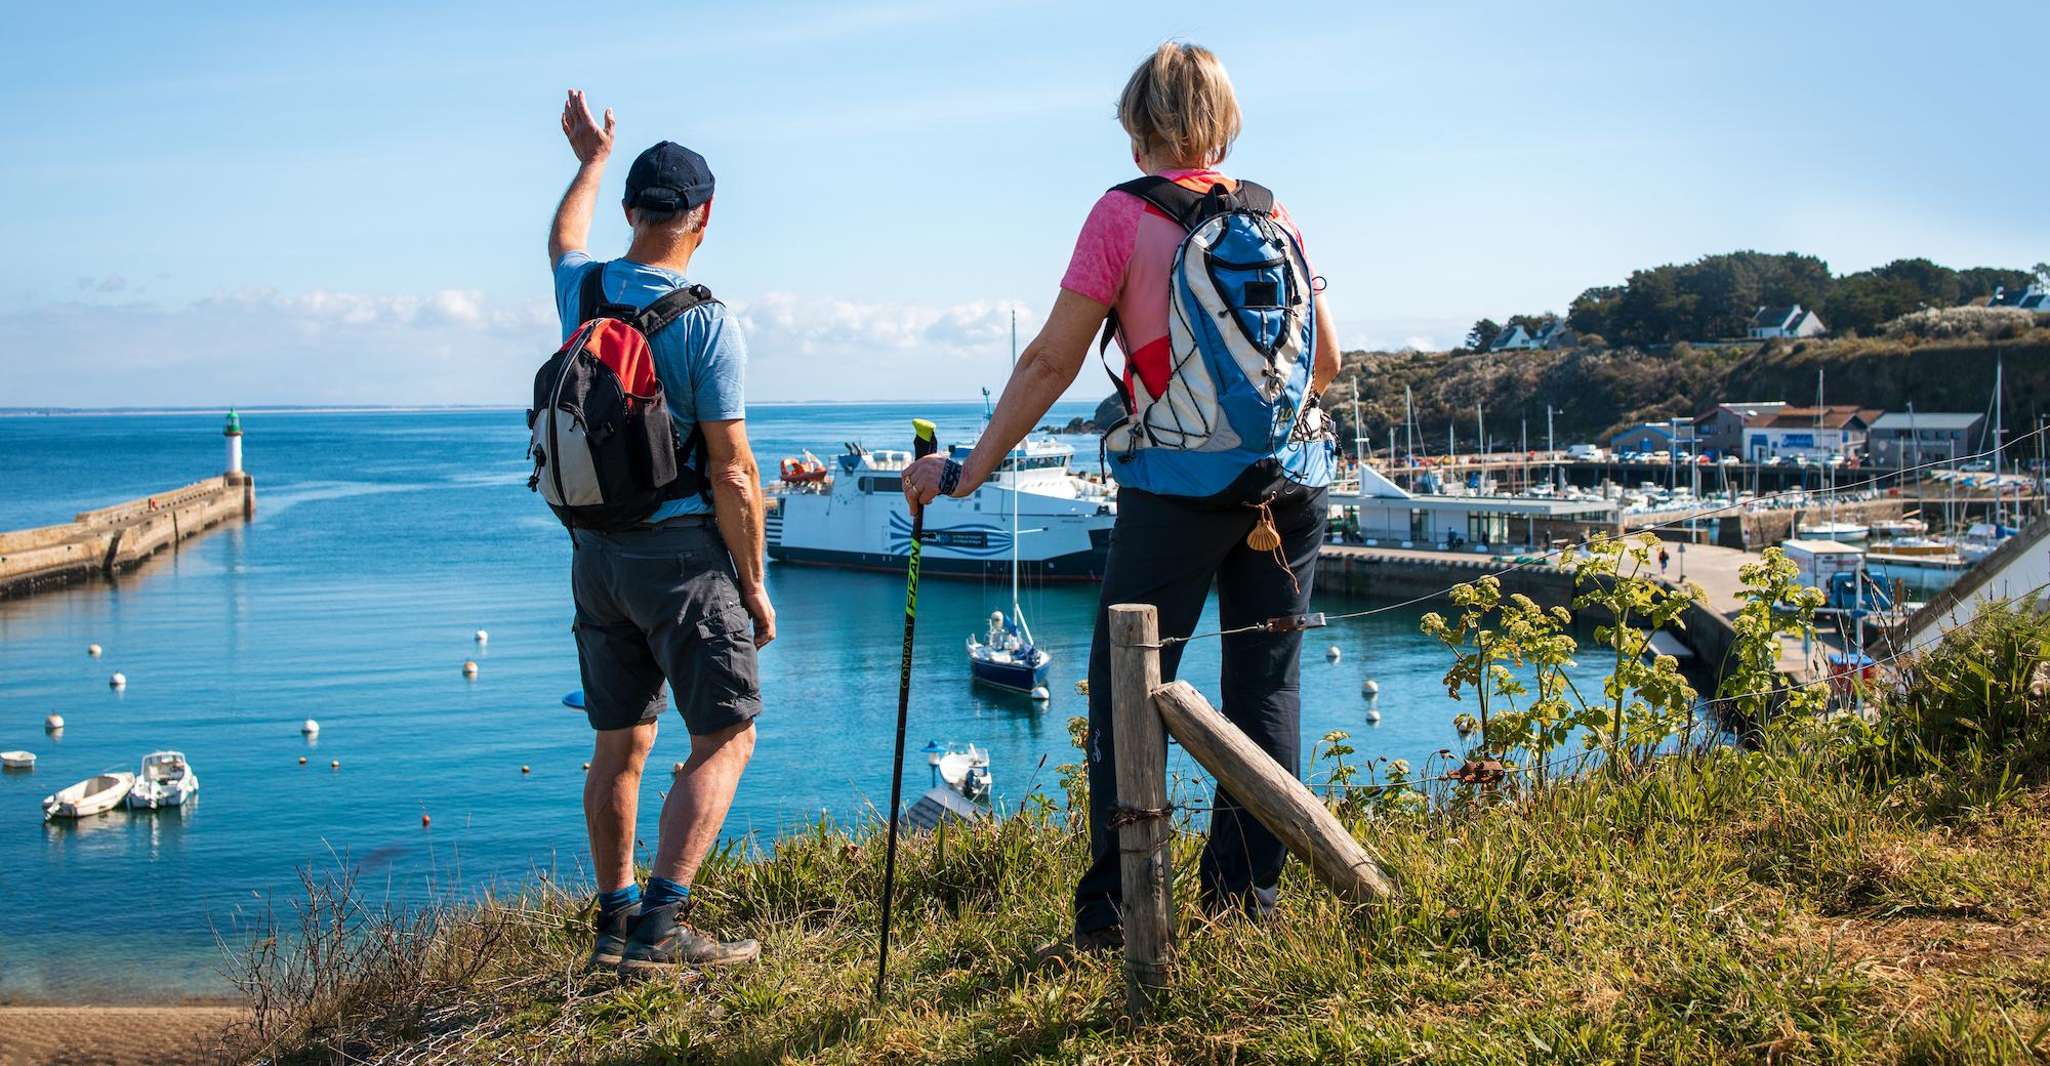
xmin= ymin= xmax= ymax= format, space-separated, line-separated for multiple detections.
xmin=913 ymin=418 xmax=938 ymax=460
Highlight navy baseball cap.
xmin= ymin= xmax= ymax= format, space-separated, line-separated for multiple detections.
xmin=622 ymin=141 xmax=715 ymax=213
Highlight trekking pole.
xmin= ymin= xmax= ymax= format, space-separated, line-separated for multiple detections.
xmin=876 ymin=417 xmax=938 ymax=997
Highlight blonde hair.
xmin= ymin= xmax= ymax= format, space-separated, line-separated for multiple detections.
xmin=1117 ymin=42 xmax=1242 ymax=168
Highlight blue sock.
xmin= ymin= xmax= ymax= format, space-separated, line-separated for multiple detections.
xmin=645 ymin=876 xmax=692 ymax=909
xmin=597 ymin=882 xmax=641 ymax=917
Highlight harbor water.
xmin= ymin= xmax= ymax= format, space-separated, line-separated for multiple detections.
xmin=0 ymin=407 xmax=1617 ymax=1001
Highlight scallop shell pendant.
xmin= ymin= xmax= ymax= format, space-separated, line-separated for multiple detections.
xmin=1247 ymin=515 xmax=1282 ymax=552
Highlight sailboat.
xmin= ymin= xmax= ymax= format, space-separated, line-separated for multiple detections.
xmin=1795 ymin=368 xmax=1869 ymax=542
xmin=967 ymin=313 xmax=1053 ymax=698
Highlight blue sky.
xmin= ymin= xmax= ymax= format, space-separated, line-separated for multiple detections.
xmin=0 ymin=1 xmax=2040 ymax=406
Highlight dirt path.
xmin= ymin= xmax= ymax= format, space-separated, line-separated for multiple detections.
xmin=0 ymin=1006 xmax=248 ymax=1066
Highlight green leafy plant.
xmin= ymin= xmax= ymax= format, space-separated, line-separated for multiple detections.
xmin=1567 ymin=533 xmax=1701 ymax=771
xmin=1717 ymin=545 xmax=1827 ymax=732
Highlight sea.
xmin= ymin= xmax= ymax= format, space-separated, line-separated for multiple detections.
xmin=0 ymin=405 xmax=1617 ymax=1002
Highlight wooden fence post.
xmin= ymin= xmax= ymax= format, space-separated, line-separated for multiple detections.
xmin=1152 ymin=680 xmax=1397 ymax=904
xmin=1109 ymin=603 xmax=1172 ymax=1019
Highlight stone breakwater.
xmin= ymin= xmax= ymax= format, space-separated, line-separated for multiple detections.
xmin=0 ymin=473 xmax=254 ymax=599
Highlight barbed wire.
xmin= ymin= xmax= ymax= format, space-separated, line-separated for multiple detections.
xmin=1153 ymin=422 xmax=2050 ymax=648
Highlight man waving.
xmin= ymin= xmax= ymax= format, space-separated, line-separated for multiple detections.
xmin=550 ymin=89 xmax=770 ymax=976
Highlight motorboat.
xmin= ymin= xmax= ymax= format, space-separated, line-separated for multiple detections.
xmin=766 ymin=435 xmax=1113 ymax=581
xmin=1869 ymin=517 xmax=1928 ymax=538
xmin=1872 ymin=536 xmax=1959 ymax=558
xmin=1958 ymin=522 xmax=2017 ymax=562
xmin=936 ymin=744 xmax=992 ymax=803
xmin=1 ymin=751 xmax=35 ymax=770
xmin=127 ymin=751 xmax=199 ymax=810
xmin=777 ymin=450 xmax=829 ymax=488
xmin=1795 ymin=521 xmax=1870 ymax=543
xmin=43 ymin=771 xmax=135 ymax=820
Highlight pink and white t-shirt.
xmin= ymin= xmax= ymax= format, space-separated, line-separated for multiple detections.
xmin=1060 ymin=168 xmax=1311 ymax=404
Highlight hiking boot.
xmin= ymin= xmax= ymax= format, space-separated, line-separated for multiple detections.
xmin=586 ymin=902 xmax=640 ymax=971
xmin=617 ymin=901 xmax=759 ymax=976
xmin=1029 ymin=924 xmax=1124 ymax=970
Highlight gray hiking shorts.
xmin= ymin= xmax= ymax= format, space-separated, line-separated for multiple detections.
xmin=570 ymin=521 xmax=763 ymax=735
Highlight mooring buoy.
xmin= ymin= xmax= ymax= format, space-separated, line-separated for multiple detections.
xmin=45 ymin=714 xmax=64 ymax=731
xmin=474 ymin=629 xmax=489 ymax=644
xmin=87 ymin=643 xmax=102 ymax=658
xmin=1029 ymin=685 xmax=1051 ymax=701
xmin=301 ymin=718 xmax=320 ymax=736
xmin=298 ymin=756 xmax=307 ymax=765
xmin=109 ymin=672 xmax=127 ymax=689
xmin=462 ymin=660 xmax=478 ymax=678
xmin=1362 ymin=678 xmax=1380 ymax=697
xmin=1325 ymin=646 xmax=1341 ymax=662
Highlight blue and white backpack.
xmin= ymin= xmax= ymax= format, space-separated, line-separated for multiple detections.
xmin=1098 ymin=177 xmax=1335 ymax=502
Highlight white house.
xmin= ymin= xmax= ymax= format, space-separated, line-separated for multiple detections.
xmin=1530 ymin=319 xmax=1576 ymax=349
xmin=1489 ymin=319 xmax=1574 ymax=352
xmin=1749 ymin=304 xmax=1828 ymax=340
xmin=1742 ymin=406 xmax=1879 ymax=462
xmin=1990 ymin=284 xmax=2049 ymax=312
xmin=1490 ymin=324 xmax=1536 ymax=351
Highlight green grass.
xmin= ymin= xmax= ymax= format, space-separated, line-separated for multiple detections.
xmin=230 ymin=752 xmax=2050 ymax=1064
xmin=231 ymin=608 xmax=2050 ymax=1064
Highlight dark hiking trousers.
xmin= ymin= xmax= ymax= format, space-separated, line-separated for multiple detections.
xmin=1073 ymin=482 xmax=1326 ymax=934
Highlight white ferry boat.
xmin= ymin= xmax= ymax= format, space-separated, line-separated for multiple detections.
xmin=767 ymin=436 xmax=1115 ymax=581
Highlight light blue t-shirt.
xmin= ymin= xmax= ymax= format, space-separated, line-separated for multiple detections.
xmin=552 ymin=252 xmax=747 ymax=520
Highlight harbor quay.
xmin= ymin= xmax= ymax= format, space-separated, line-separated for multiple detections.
xmin=0 ymin=412 xmax=253 ymax=600
xmin=1315 ymin=541 xmax=1764 ymax=690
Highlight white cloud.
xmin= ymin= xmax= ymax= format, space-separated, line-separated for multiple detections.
xmin=3 ymin=286 xmax=1533 ymax=408
xmin=733 ymin=293 xmax=1031 ymax=359
xmin=0 ymin=287 xmax=1046 ymax=407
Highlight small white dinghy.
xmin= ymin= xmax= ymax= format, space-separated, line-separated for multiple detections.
xmin=1 ymin=751 xmax=36 ymax=769
xmin=128 ymin=751 xmax=199 ymax=810
xmin=43 ymin=772 xmax=135 ymax=820
xmin=936 ymin=744 xmax=992 ymax=803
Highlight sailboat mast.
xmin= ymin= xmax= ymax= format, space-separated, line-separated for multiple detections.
xmin=1404 ymin=386 xmax=1416 ymax=486
xmin=1009 ymin=309 xmax=1024 ymax=639
xmin=1547 ymin=404 xmax=1556 ymax=488
xmin=1994 ymin=355 xmax=2005 ymax=530
xmin=1351 ymin=390 xmax=1364 ymax=470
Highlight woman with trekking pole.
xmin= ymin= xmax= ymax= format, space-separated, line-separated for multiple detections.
xmin=903 ymin=41 xmax=1343 ymax=955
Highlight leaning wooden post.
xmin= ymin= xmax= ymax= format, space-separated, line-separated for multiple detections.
xmin=1153 ymin=680 xmax=1397 ymax=904
xmin=1109 ymin=603 xmax=1173 ymax=1019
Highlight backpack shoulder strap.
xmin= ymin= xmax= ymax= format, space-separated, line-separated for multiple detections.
xmin=578 ymin=261 xmax=612 ymax=323
xmin=1109 ymin=176 xmax=1208 ymax=232
xmin=636 ymin=284 xmax=718 ymax=337
xmin=1233 ymin=180 xmax=1275 ymax=216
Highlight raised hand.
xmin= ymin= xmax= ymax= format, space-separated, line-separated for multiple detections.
xmin=560 ymin=89 xmax=615 ymax=165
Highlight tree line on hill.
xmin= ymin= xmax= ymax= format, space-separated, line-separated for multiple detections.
xmin=1464 ymin=252 xmax=2045 ymax=350
xmin=1328 ymin=327 xmax=2050 ymax=452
